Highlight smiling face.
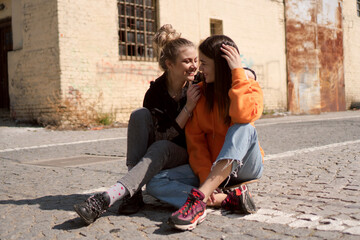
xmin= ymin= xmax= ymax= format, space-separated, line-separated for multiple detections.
xmin=167 ymin=46 xmax=198 ymax=82
xmin=199 ymin=51 xmax=215 ymax=83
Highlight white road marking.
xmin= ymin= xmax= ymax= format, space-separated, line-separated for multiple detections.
xmin=2 ymin=114 xmax=359 ymax=153
xmin=0 ymin=137 xmax=127 ymax=153
xmin=264 ymin=139 xmax=360 ymax=161
xmin=79 ymin=188 xmax=360 ymax=235
xmin=257 ymin=115 xmax=360 ymax=127
xmin=207 ymin=208 xmax=360 ymax=235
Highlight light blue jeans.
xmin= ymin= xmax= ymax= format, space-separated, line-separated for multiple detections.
xmin=146 ymin=164 xmax=199 ymax=208
xmin=146 ymin=123 xmax=263 ymax=208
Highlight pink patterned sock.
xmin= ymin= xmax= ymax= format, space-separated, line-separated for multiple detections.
xmin=106 ymin=182 xmax=128 ymax=206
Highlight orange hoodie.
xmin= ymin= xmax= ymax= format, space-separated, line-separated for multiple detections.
xmin=185 ymin=68 xmax=264 ymax=184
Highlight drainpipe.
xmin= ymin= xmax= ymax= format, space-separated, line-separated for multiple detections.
xmin=283 ymin=0 xmax=290 ymax=112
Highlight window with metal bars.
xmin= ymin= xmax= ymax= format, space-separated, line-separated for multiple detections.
xmin=118 ymin=0 xmax=157 ymax=61
xmin=357 ymin=0 xmax=360 ymax=17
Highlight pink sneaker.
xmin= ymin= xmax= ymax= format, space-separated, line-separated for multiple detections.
xmin=221 ymin=185 xmax=257 ymax=214
xmin=168 ymin=188 xmax=207 ymax=231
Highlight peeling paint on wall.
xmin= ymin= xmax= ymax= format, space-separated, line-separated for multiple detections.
xmin=285 ymin=0 xmax=345 ymax=114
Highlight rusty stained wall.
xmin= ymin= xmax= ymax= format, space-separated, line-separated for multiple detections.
xmin=285 ymin=0 xmax=345 ymax=114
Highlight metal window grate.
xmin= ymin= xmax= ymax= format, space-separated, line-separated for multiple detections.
xmin=118 ymin=0 xmax=157 ymax=61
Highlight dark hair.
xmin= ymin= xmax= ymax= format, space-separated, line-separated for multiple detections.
xmin=199 ymin=35 xmax=239 ymax=125
xmin=153 ymin=24 xmax=195 ymax=71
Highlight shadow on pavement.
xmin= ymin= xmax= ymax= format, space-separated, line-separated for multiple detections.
xmin=52 ymin=204 xmax=182 ymax=234
xmin=0 ymin=193 xmax=185 ymax=234
xmin=52 ymin=218 xmax=88 ymax=230
xmin=0 ymin=193 xmax=87 ymax=212
xmin=0 ymin=193 xmax=92 ymax=230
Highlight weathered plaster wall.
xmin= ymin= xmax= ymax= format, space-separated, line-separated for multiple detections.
xmin=159 ymin=0 xmax=288 ymax=112
xmin=0 ymin=0 xmax=12 ymax=19
xmin=285 ymin=0 xmax=346 ymax=114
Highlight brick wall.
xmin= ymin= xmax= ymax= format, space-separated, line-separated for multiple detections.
xmin=7 ymin=0 xmax=61 ymax=121
xmin=57 ymin=0 xmax=160 ymax=123
xmin=19 ymin=0 xmax=360 ymax=124
xmin=56 ymin=0 xmax=288 ymax=123
xmin=5 ymin=0 xmax=360 ymax=124
xmin=5 ymin=0 xmax=288 ymax=123
xmin=343 ymin=1 xmax=360 ymax=108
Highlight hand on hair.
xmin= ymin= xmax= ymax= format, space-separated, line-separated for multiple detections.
xmin=220 ymin=44 xmax=242 ymax=70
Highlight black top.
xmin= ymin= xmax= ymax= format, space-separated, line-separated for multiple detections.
xmin=143 ymin=72 xmax=187 ymax=148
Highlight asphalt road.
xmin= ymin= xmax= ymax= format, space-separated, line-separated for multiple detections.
xmin=0 ymin=110 xmax=360 ymax=239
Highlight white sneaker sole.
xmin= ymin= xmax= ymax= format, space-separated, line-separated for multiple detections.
xmin=172 ymin=210 xmax=207 ymax=231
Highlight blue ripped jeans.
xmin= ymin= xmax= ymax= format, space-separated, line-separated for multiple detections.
xmin=146 ymin=123 xmax=263 ymax=208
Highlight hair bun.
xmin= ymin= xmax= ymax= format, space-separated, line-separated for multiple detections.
xmin=153 ymin=24 xmax=181 ymax=57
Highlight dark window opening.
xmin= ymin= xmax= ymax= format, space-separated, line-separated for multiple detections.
xmin=210 ymin=19 xmax=223 ymax=36
xmin=118 ymin=0 xmax=157 ymax=61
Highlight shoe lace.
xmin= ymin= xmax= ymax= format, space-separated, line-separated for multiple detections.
xmin=87 ymin=194 xmax=106 ymax=215
xmin=223 ymin=189 xmax=242 ymax=210
xmin=179 ymin=193 xmax=201 ymax=217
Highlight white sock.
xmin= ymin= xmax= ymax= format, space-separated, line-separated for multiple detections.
xmin=106 ymin=182 xmax=128 ymax=206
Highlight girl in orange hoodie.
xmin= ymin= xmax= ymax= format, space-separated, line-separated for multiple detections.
xmin=167 ymin=35 xmax=264 ymax=231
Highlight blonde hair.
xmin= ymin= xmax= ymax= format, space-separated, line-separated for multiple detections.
xmin=153 ymin=24 xmax=194 ymax=71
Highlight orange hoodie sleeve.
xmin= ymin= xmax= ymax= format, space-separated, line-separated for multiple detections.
xmin=228 ymin=68 xmax=264 ymax=123
xmin=185 ymin=102 xmax=213 ymax=184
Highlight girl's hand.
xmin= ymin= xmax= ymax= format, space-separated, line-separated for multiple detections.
xmin=208 ymin=192 xmax=216 ymax=205
xmin=185 ymin=83 xmax=201 ymax=111
xmin=220 ymin=44 xmax=242 ymax=70
xmin=206 ymin=189 xmax=225 ymax=206
xmin=245 ymin=69 xmax=255 ymax=79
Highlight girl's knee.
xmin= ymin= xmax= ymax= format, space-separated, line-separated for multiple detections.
xmin=230 ymin=123 xmax=255 ymax=133
xmin=130 ymin=107 xmax=151 ymax=121
xmin=227 ymin=124 xmax=258 ymax=142
xmin=148 ymin=140 xmax=172 ymax=152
